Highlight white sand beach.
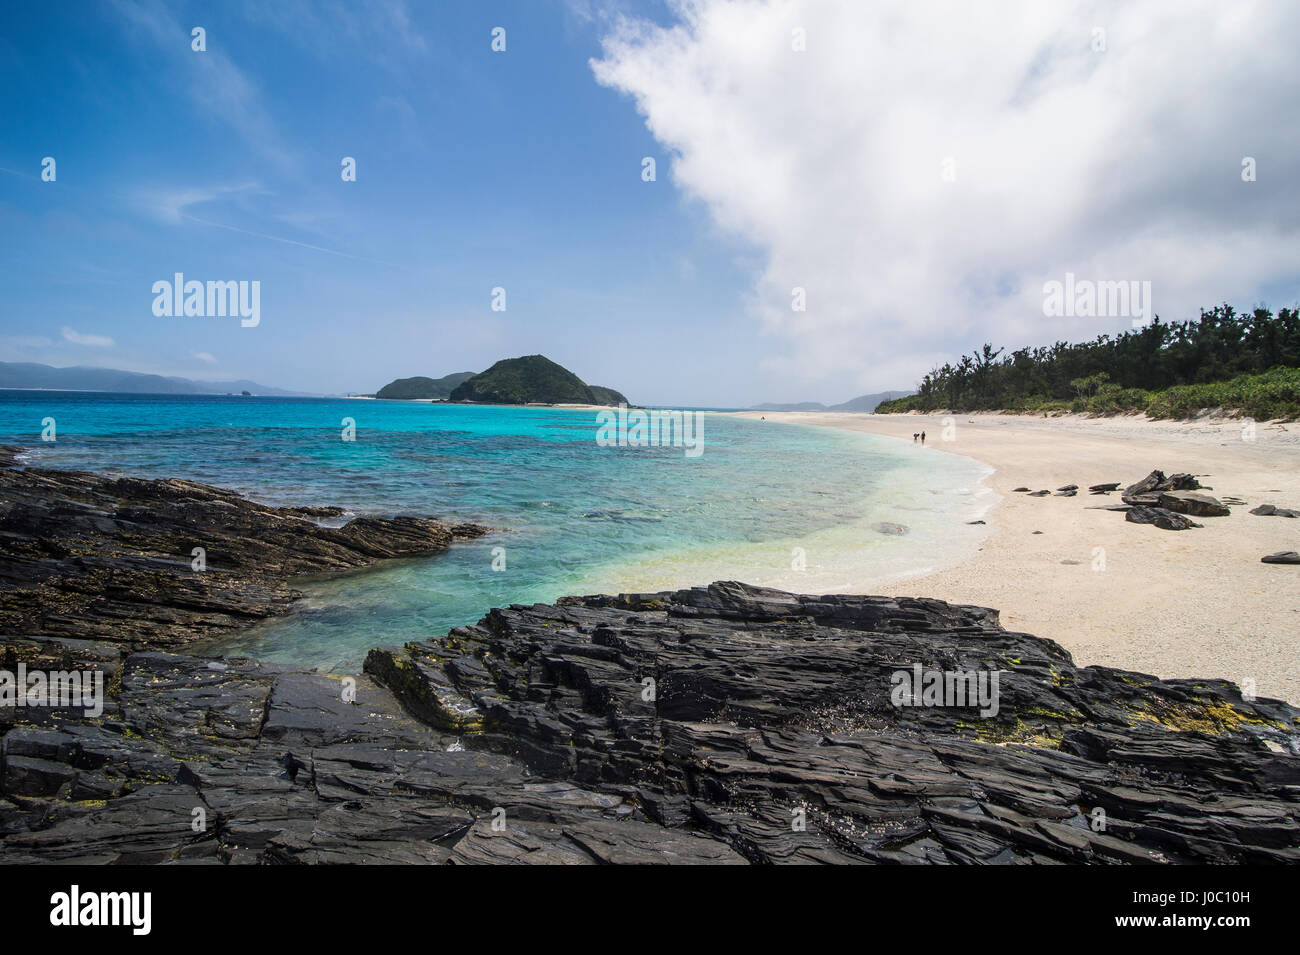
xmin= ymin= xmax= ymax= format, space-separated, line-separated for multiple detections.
xmin=737 ymin=411 xmax=1300 ymax=704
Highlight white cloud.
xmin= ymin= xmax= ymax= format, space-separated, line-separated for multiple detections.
xmin=591 ymin=0 xmax=1300 ymax=391
xmin=109 ymin=0 xmax=294 ymax=169
xmin=136 ymin=182 xmax=262 ymax=225
xmin=193 ymin=352 xmax=218 ymax=364
xmin=236 ymin=0 xmax=427 ymax=58
xmin=61 ymin=328 xmax=115 ymax=348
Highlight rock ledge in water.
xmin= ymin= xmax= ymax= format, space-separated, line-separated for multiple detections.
xmin=0 ymin=448 xmax=487 ymax=649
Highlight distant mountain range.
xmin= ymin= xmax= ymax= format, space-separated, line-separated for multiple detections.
xmin=0 ymin=362 xmax=305 ymax=396
xmin=0 ymin=359 xmax=896 ymax=411
xmin=751 ymin=390 xmax=913 ymax=413
xmin=377 ymin=356 xmax=630 ymax=406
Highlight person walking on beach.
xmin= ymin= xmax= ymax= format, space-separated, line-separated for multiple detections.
xmin=913 ymin=432 xmax=918 ymax=442
xmin=920 ymin=430 xmax=926 ymax=444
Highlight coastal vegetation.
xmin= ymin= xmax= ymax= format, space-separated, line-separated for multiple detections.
xmin=876 ymin=305 xmax=1300 ymax=419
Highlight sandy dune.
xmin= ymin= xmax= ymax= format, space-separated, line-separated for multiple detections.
xmin=736 ymin=411 xmax=1300 ymax=703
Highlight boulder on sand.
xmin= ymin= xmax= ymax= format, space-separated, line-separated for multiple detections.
xmin=1261 ymin=551 xmax=1300 ymax=564
xmin=1122 ymin=470 xmax=1202 ymax=506
xmin=1251 ymin=504 xmax=1300 ymax=518
xmin=1157 ymin=490 xmax=1230 ymax=517
xmin=1126 ymin=505 xmax=1203 ymax=531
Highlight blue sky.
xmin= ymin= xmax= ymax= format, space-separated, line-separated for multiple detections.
xmin=4 ymin=1 xmax=1298 ymax=406
xmin=0 ymin=1 xmax=773 ymax=405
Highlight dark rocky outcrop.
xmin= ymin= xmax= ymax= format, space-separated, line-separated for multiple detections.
xmin=3 ymin=452 xmax=1297 ymax=866
xmin=1157 ymin=491 xmax=1231 ymax=517
xmin=1110 ymin=470 xmax=1232 ymax=528
xmin=1122 ymin=470 xmax=1202 ymax=506
xmin=356 ymin=582 xmax=1297 ymax=864
xmin=1261 ymin=552 xmax=1300 ymax=565
xmin=0 ymin=449 xmax=486 ymax=649
xmin=0 ymin=638 xmax=739 ymax=864
xmin=1252 ymin=504 xmax=1300 ymax=518
xmin=1125 ymin=506 xmax=1203 ymax=530
xmin=3 ymin=581 xmax=1297 ymax=864
xmin=1089 ymin=483 xmax=1121 ymax=494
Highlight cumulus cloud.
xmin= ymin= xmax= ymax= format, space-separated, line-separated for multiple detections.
xmin=591 ymin=0 xmax=1300 ymax=391
xmin=61 ymin=328 xmax=114 ymax=347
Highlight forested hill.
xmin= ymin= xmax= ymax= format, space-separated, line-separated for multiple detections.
xmin=876 ymin=305 xmax=1300 ymax=419
xmin=449 ymin=355 xmax=630 ymax=405
xmin=375 ymin=372 xmax=476 ymax=399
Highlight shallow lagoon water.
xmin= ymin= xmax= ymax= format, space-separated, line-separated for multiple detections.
xmin=1 ymin=391 xmax=992 ymax=670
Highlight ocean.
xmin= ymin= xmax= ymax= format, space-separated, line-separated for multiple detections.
xmin=0 ymin=391 xmax=993 ymax=670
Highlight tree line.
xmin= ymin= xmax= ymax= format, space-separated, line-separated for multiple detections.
xmin=877 ymin=305 xmax=1300 ymax=417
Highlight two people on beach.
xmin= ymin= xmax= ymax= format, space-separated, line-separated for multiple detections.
xmin=913 ymin=431 xmax=926 ymax=444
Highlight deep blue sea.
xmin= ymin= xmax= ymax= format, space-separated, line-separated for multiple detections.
xmin=0 ymin=391 xmax=992 ymax=670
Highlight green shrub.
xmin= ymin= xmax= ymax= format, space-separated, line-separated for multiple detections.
xmin=875 ymin=367 xmax=1300 ymax=420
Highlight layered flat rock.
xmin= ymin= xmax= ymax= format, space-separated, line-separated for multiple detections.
xmin=1157 ymin=490 xmax=1230 ymax=517
xmin=0 ymin=448 xmax=486 ymax=649
xmin=1122 ymin=469 xmax=1202 ymax=507
xmin=1252 ymin=504 xmax=1300 ymax=518
xmin=1261 ymin=552 xmax=1300 ymax=565
xmin=1125 ymin=505 xmax=1203 ymax=530
xmin=2 ymin=582 xmax=1297 ymax=864
xmin=0 ymin=634 xmax=743 ymax=864
xmin=363 ymin=581 xmax=1299 ymax=865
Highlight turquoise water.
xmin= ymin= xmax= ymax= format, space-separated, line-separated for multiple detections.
xmin=0 ymin=391 xmax=992 ymax=670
